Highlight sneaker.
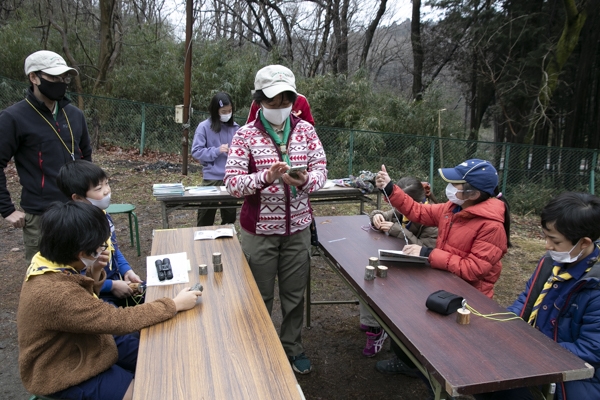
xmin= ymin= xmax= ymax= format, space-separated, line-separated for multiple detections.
xmin=359 ymin=323 xmax=370 ymax=332
xmin=375 ymin=356 xmax=420 ymax=377
xmin=289 ymin=352 xmax=312 ymax=374
xmin=362 ymin=330 xmax=388 ymax=357
xmin=363 ymin=329 xmax=387 ymax=357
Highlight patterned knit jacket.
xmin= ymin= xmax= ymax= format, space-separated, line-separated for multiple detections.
xmin=224 ymin=115 xmax=327 ymax=236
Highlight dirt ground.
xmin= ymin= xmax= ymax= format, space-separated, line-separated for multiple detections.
xmin=0 ymin=148 xmax=545 ymax=399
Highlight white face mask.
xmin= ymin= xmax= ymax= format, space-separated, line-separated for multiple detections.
xmin=80 ymin=253 xmax=100 ymax=269
xmin=87 ymin=193 xmax=111 ymax=210
xmin=445 ymin=183 xmax=465 ymax=206
xmin=548 ymin=240 xmax=584 ymax=264
xmin=262 ymin=105 xmax=292 ymax=126
xmin=219 ymin=113 xmax=232 ymax=123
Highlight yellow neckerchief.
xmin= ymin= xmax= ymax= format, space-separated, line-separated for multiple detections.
xmin=528 ymin=260 xmax=593 ymax=326
xmin=402 ymin=199 xmax=429 ymax=228
xmin=25 ymin=98 xmax=76 ymax=161
xmin=26 ymin=253 xmax=101 ymax=299
xmin=26 ymin=252 xmax=79 ymax=281
xmin=103 ymin=210 xmax=116 ymax=270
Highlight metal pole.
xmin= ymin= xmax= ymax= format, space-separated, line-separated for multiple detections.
xmin=437 ymin=109 xmax=446 ymax=167
xmin=182 ymin=0 xmax=193 ymax=175
xmin=429 ymin=139 xmax=435 ymax=192
xmin=348 ymin=130 xmax=354 ymax=176
xmin=591 ymin=150 xmax=597 ymax=195
xmin=139 ymin=103 xmax=146 ymax=155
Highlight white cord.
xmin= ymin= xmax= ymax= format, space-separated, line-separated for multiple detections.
xmin=380 ymin=187 xmax=409 ymax=245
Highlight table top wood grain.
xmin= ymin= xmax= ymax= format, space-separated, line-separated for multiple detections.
xmin=133 ymin=227 xmax=302 ymax=400
xmin=316 ymin=215 xmax=593 ymax=396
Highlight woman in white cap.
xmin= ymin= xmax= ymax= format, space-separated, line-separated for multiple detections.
xmin=224 ymin=65 xmax=327 ymax=374
xmin=373 ymin=159 xmax=511 ymax=380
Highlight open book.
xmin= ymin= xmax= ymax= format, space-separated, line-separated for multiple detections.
xmin=378 ymin=249 xmax=428 ymax=264
xmin=194 ymin=228 xmax=235 ymax=240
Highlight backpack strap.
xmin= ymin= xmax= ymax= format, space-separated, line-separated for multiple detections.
xmin=520 ymin=256 xmax=554 ymax=320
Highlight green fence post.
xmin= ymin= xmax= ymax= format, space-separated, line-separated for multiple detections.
xmin=348 ymin=130 xmax=354 ymax=176
xmin=591 ymin=150 xmax=597 ymax=195
xmin=139 ymin=103 xmax=146 ymax=155
xmin=502 ymin=143 xmax=510 ymax=195
xmin=429 ymin=138 xmax=435 ymax=191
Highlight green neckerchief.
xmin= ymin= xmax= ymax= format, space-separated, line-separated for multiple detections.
xmin=53 ymin=101 xmax=59 ymax=121
xmin=259 ymin=110 xmax=296 ymax=197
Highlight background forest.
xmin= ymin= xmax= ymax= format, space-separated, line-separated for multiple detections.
xmin=0 ymin=0 xmax=599 ymax=148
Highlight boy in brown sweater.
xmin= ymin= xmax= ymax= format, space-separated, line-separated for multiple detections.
xmin=17 ymin=201 xmax=202 ymax=400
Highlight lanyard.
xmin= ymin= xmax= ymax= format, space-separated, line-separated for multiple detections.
xmin=26 ymin=99 xmax=76 ymax=160
xmin=259 ymin=110 xmax=291 ymax=164
xmin=259 ymin=110 xmax=297 ymax=197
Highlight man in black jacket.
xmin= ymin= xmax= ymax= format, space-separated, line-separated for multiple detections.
xmin=0 ymin=50 xmax=92 ymax=264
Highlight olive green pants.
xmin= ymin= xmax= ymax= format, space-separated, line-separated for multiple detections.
xmin=23 ymin=213 xmax=42 ymax=265
xmin=240 ymin=227 xmax=311 ymax=357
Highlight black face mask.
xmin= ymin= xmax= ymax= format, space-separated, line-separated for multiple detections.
xmin=37 ymin=76 xmax=67 ymax=101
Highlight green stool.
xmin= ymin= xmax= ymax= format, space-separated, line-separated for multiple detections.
xmin=106 ymin=203 xmax=141 ymax=256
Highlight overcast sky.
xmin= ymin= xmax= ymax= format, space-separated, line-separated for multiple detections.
xmin=165 ymin=0 xmax=438 ymax=41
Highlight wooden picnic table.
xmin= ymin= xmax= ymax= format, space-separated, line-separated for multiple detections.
xmin=155 ymin=185 xmax=380 ymax=228
xmin=133 ymin=227 xmax=304 ymax=400
xmin=313 ymin=215 xmax=594 ymax=399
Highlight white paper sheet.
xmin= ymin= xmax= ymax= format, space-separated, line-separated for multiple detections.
xmin=146 ymin=252 xmax=190 ymax=286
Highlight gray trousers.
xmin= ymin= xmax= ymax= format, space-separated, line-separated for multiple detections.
xmin=240 ymin=227 xmax=311 ymax=357
xmin=359 ymin=302 xmax=380 ymax=328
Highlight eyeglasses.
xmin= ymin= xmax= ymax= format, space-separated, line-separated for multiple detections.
xmin=93 ymin=242 xmax=109 ymax=257
xmin=38 ymin=72 xmax=72 ymax=84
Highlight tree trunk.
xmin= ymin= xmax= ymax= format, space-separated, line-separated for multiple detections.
xmin=359 ymin=0 xmax=388 ymax=69
xmin=410 ymin=0 xmax=423 ymax=100
xmin=94 ymin=0 xmax=120 ymax=93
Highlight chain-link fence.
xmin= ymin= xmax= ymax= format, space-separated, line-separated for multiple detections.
xmin=2 ymin=76 xmax=599 ymax=214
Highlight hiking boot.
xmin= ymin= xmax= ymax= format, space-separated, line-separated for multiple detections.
xmin=359 ymin=323 xmax=370 ymax=331
xmin=375 ymin=356 xmax=420 ymax=377
xmin=362 ymin=330 xmax=388 ymax=357
xmin=289 ymin=352 xmax=312 ymax=374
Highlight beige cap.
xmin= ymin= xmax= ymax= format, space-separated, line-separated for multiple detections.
xmin=24 ymin=50 xmax=78 ymax=76
xmin=254 ymin=65 xmax=296 ymax=98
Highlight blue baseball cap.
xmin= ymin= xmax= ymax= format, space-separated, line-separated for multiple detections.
xmin=438 ymin=159 xmax=498 ymax=196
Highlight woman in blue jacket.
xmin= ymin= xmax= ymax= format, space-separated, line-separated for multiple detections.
xmin=191 ymin=92 xmax=239 ymax=226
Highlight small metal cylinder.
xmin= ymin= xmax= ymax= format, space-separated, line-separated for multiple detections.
xmin=199 ymin=264 xmax=208 ymax=275
xmin=212 ymin=252 xmax=222 ymax=264
xmin=376 ymin=265 xmax=388 ymax=278
xmin=213 ymin=263 xmax=223 ymax=273
xmin=368 ymin=257 xmax=379 ymax=267
xmin=364 ymin=265 xmax=376 ymax=280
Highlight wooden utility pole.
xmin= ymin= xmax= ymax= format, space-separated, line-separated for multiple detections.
xmin=182 ymin=0 xmax=193 ymax=175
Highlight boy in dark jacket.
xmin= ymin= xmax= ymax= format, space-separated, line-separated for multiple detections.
xmin=57 ymin=159 xmax=144 ymax=306
xmin=476 ymin=192 xmax=600 ymax=400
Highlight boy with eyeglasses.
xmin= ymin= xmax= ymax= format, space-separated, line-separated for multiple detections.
xmin=58 ymin=159 xmax=144 ymax=307
xmin=17 ymin=201 xmax=202 ymax=400
xmin=0 ymin=50 xmax=92 ymax=265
